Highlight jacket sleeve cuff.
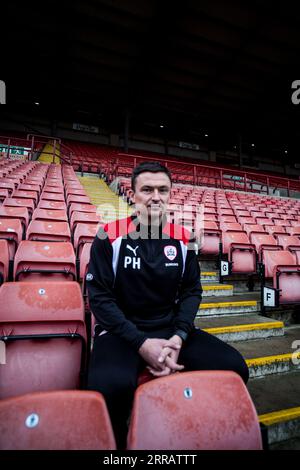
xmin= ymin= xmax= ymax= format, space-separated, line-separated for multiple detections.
xmin=130 ymin=333 xmax=149 ymax=351
xmin=173 ymin=329 xmax=189 ymax=342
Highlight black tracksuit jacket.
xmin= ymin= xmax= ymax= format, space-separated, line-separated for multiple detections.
xmin=87 ymin=215 xmax=202 ymax=350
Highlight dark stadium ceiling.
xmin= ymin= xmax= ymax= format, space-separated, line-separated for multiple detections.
xmin=3 ymin=0 xmax=300 ymax=159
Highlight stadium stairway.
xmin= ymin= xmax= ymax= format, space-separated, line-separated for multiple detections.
xmin=76 ymin=174 xmax=133 ymax=222
xmin=38 ymin=142 xmax=60 ymax=164
xmin=197 ymin=264 xmax=300 ymax=450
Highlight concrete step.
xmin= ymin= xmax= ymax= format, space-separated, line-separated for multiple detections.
xmin=220 ymin=276 xmax=261 ymax=294
xmin=202 ymin=284 xmax=233 ymax=297
xmin=201 ymin=271 xmax=219 ymax=282
xmin=199 ymin=260 xmax=218 ymax=272
xmin=197 ymin=292 xmax=260 ymax=317
xmin=230 ymin=326 xmax=300 ymax=378
xmin=195 ymin=314 xmax=284 ymax=342
xmin=269 ymin=436 xmax=300 ymax=450
xmin=76 ymin=173 xmax=101 ymax=178
xmin=247 ymin=371 xmax=300 ymax=446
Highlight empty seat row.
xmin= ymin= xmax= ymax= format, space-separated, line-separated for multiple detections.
xmin=0 ymin=372 xmax=262 ymax=450
xmin=0 ymin=239 xmax=92 ymax=286
xmin=0 ymin=217 xmax=100 ymax=259
xmin=199 ymin=223 xmax=300 ymax=258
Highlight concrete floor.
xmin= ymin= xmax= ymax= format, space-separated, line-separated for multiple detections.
xmin=270 ymin=437 xmax=300 ymax=450
xmin=228 ymin=326 xmax=300 ymax=359
xmin=247 ymin=371 xmax=300 ymax=415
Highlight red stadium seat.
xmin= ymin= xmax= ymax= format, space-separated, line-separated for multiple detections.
xmin=0 ymin=218 xmax=23 ymax=259
xmin=18 ymin=183 xmax=41 ymax=196
xmin=27 ymin=220 xmax=71 ymax=242
xmin=6 ymin=175 xmax=23 ymax=185
xmin=262 ymin=250 xmax=300 ymax=303
xmin=222 ymin=231 xmax=256 ymax=273
xmin=262 ymin=249 xmax=296 ymax=277
xmin=276 ymin=234 xmax=300 ymax=251
xmin=203 ymin=213 xmax=218 ymax=222
xmin=11 ymin=190 xmax=38 ymax=207
xmin=67 ymin=195 xmax=91 ymax=206
xmin=220 ymin=222 xmax=242 ymax=232
xmin=40 ymin=192 xmax=65 ymax=202
xmin=3 ymin=197 xmax=35 ymax=217
xmin=79 ymin=242 xmax=92 ymax=304
xmin=286 ymin=226 xmax=300 ymax=236
xmin=0 ymin=181 xmax=14 ymax=196
xmin=286 ymin=209 xmax=298 ymax=216
xmin=0 ymin=189 xmax=9 ymax=202
xmin=79 ymin=242 xmax=92 ymax=283
xmin=250 ymin=232 xmax=278 ymax=262
xmin=137 ymin=368 xmax=155 ymax=387
xmin=265 ymin=225 xmax=286 ymax=237
xmin=69 ymin=202 xmax=97 ymax=219
xmin=219 ymin=215 xmax=237 ymax=224
xmin=14 ymin=241 xmax=76 ymax=281
xmin=273 ymin=219 xmax=291 ymax=227
xmin=244 ymin=224 xmax=265 ymax=237
xmin=73 ymin=223 xmax=100 ymax=258
xmin=235 ymin=210 xmax=250 ymax=217
xmin=0 ymin=239 xmax=9 ymax=285
xmin=32 ymin=208 xmax=68 ymax=223
xmin=70 ymin=211 xmax=102 ymax=233
xmin=65 ymin=183 xmax=84 ymax=192
xmin=289 ymin=219 xmax=300 ymax=226
xmin=0 ymin=206 xmax=29 ymax=232
xmin=68 ymin=202 xmax=97 ymax=219
xmin=250 ymin=210 xmax=265 ymax=219
xmin=0 ymin=390 xmax=116 ymax=450
xmin=127 ymin=371 xmax=262 ymax=450
xmin=66 ymin=188 xmax=87 ymax=197
xmin=199 ymin=221 xmax=221 ymax=255
xmin=204 ymin=207 xmax=217 ymax=215
xmin=37 ymin=200 xmax=67 ymax=211
xmin=45 ymin=178 xmax=63 ymax=185
xmin=174 ymin=213 xmax=195 ymax=227
xmin=43 ymin=186 xmax=64 ymax=194
xmin=274 ymin=265 xmax=300 ymax=303
xmin=25 ymin=179 xmax=43 ymax=191
xmin=218 ymin=208 xmax=234 ymax=216
xmin=256 ymin=216 xmax=273 ymax=226
xmin=0 ymin=281 xmax=86 ymax=399
xmin=237 ymin=216 xmax=256 ymax=226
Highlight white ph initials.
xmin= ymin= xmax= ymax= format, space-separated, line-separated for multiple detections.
xmin=124 ymin=256 xmax=141 ymax=269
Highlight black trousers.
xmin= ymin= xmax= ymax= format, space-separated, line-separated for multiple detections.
xmin=87 ymin=327 xmax=249 ymax=449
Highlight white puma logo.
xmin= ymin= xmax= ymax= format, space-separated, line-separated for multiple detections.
xmin=126 ymin=244 xmax=139 ymax=257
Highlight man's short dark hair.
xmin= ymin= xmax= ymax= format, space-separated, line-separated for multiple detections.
xmin=131 ymin=161 xmax=172 ymax=191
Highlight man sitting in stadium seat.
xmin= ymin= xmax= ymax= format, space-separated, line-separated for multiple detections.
xmin=87 ymin=161 xmax=249 ymax=449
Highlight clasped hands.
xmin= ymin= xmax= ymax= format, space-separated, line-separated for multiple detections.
xmin=138 ymin=335 xmax=185 ymax=377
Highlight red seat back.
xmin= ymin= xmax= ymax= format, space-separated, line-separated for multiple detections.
xmin=127 ymin=371 xmax=262 ymax=450
xmin=73 ymin=223 xmax=100 ymax=257
xmin=0 ymin=390 xmax=116 ymax=450
xmin=14 ymin=241 xmax=76 ymax=282
xmin=0 ymin=217 xmax=23 ymax=259
xmin=0 ymin=282 xmax=86 ymax=399
xmin=26 ymin=220 xmax=71 ymax=242
xmin=32 ymin=208 xmax=68 ymax=223
xmin=0 ymin=239 xmax=9 ymax=284
xmin=222 ymin=230 xmax=249 ymax=254
xmin=262 ymin=250 xmax=296 ymax=278
xmin=275 ymin=266 xmax=300 ymax=303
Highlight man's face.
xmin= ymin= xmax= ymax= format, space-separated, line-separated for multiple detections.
xmin=129 ymin=171 xmax=171 ymax=223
